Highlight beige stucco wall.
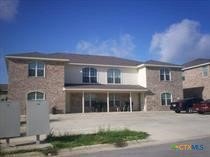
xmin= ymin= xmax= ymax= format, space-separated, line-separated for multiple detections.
xmin=65 ymin=65 xmax=82 ymax=84
xmin=138 ymin=67 xmax=147 ymax=87
xmin=65 ymin=65 xmax=138 ymax=85
xmin=183 ymin=65 xmax=210 ymax=99
xmin=122 ymin=68 xmax=138 ymax=85
xmin=7 ymin=59 xmax=66 ymax=114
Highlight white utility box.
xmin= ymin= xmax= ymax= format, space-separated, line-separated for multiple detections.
xmin=0 ymin=101 xmax=20 ymax=139
xmin=26 ymin=100 xmax=50 ymax=136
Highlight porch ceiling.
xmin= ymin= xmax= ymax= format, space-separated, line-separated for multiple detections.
xmin=64 ymin=84 xmax=148 ymax=92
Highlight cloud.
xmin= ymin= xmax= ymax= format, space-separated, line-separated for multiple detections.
xmin=76 ymin=33 xmax=136 ymax=58
xmin=0 ymin=0 xmax=19 ymax=21
xmin=150 ymin=19 xmax=210 ymax=62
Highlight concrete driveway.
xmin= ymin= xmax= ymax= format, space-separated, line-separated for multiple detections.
xmin=50 ymin=111 xmax=210 ymax=143
xmin=2 ymin=111 xmax=209 ymax=146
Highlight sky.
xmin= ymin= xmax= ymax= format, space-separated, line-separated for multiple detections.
xmin=1 ymin=0 xmax=210 ymax=83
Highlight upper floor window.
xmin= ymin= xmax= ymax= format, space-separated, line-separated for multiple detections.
xmin=107 ymin=69 xmax=121 ymax=84
xmin=160 ymin=68 xmax=171 ymax=81
xmin=27 ymin=91 xmax=45 ymax=101
xmin=202 ymin=65 xmax=208 ymax=77
xmin=161 ymin=92 xmax=172 ymax=106
xmin=82 ymin=67 xmax=97 ymax=83
xmin=28 ymin=61 xmax=45 ymax=77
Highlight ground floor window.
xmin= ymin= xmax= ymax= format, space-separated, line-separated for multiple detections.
xmin=109 ymin=94 xmax=121 ymax=111
xmin=27 ymin=91 xmax=45 ymax=101
xmin=84 ymin=94 xmax=96 ymax=111
xmin=161 ymin=93 xmax=172 ymax=105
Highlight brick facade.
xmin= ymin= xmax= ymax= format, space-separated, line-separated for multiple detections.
xmin=183 ymin=65 xmax=210 ymax=99
xmin=145 ymin=67 xmax=183 ymax=111
xmin=7 ymin=59 xmax=65 ymax=114
xmin=6 ymin=54 xmax=184 ymax=114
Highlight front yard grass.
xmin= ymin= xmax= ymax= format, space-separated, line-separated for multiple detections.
xmin=0 ymin=129 xmax=149 ymax=156
xmin=45 ymin=129 xmax=149 ymax=149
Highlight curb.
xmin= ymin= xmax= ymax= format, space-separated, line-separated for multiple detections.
xmin=58 ymin=138 xmax=154 ymax=156
xmin=58 ymin=135 xmax=210 ymax=156
xmin=1 ymin=143 xmax=53 ymax=152
xmin=0 ymin=143 xmax=53 ymax=157
xmin=1 ymin=135 xmax=209 ymax=156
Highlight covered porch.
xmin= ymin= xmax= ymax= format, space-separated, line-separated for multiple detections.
xmin=64 ymin=84 xmax=148 ymax=113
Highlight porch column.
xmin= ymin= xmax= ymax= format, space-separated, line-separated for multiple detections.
xmin=82 ymin=91 xmax=85 ymax=113
xmin=142 ymin=93 xmax=147 ymax=112
xmin=129 ymin=92 xmax=132 ymax=112
xmin=143 ymin=93 xmax=147 ymax=112
xmin=107 ymin=92 xmax=110 ymax=112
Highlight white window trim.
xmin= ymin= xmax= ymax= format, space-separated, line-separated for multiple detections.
xmin=27 ymin=91 xmax=46 ymax=101
xmin=107 ymin=69 xmax=121 ymax=84
xmin=28 ymin=61 xmax=45 ymax=77
xmin=82 ymin=67 xmax=97 ymax=83
xmin=160 ymin=68 xmax=171 ymax=81
xmin=160 ymin=92 xmax=172 ymax=106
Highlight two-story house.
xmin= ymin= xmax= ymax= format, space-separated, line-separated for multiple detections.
xmin=183 ymin=58 xmax=210 ymax=100
xmin=5 ymin=52 xmax=183 ymax=114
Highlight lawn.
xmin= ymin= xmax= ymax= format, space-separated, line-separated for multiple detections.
xmin=45 ymin=129 xmax=149 ymax=149
xmin=0 ymin=129 xmax=149 ymax=156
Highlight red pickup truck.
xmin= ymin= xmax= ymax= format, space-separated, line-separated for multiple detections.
xmin=193 ymin=99 xmax=210 ymax=114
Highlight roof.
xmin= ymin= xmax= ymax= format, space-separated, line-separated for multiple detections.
xmin=0 ymin=84 xmax=8 ymax=92
xmin=5 ymin=52 xmax=181 ymax=67
xmin=6 ymin=52 xmax=142 ymax=67
xmin=183 ymin=58 xmax=210 ymax=69
xmin=145 ymin=60 xmax=180 ymax=67
xmin=64 ymin=84 xmax=147 ymax=92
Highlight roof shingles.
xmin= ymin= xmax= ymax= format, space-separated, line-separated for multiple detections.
xmin=7 ymin=52 xmax=142 ymax=66
xmin=183 ymin=58 xmax=210 ymax=68
xmin=6 ymin=52 xmax=180 ymax=67
xmin=145 ymin=60 xmax=180 ymax=66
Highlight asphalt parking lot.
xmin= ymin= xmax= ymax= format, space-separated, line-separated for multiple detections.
xmin=50 ymin=111 xmax=210 ymax=143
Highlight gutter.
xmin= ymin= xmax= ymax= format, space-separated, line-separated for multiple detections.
xmin=5 ymin=56 xmax=69 ymax=62
xmin=69 ymin=62 xmax=138 ymax=68
xmin=137 ymin=64 xmax=182 ymax=69
xmin=182 ymin=62 xmax=210 ymax=70
xmin=63 ymin=87 xmax=148 ymax=92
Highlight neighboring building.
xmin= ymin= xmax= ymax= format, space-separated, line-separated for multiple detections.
xmin=183 ymin=58 xmax=210 ymax=100
xmin=0 ymin=84 xmax=8 ymax=101
xmin=5 ymin=52 xmax=183 ymax=114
